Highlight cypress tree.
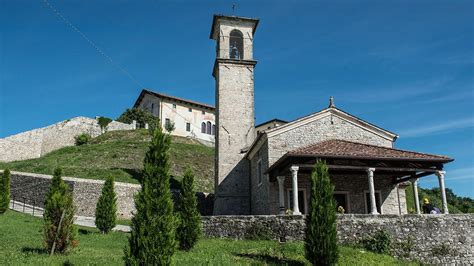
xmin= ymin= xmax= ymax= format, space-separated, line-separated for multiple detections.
xmin=95 ymin=176 xmax=117 ymax=234
xmin=176 ymin=168 xmax=201 ymax=251
xmin=305 ymin=160 xmax=338 ymax=265
xmin=124 ymin=121 xmax=177 ymax=265
xmin=44 ymin=168 xmax=77 ymax=254
xmin=0 ymin=169 xmax=11 ymax=214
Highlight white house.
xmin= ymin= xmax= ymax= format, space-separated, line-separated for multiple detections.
xmin=133 ymin=89 xmax=216 ymax=145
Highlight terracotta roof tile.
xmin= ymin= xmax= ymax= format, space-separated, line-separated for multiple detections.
xmin=289 ymin=139 xmax=452 ymax=161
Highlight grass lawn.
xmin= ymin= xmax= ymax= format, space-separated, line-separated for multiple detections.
xmin=0 ymin=211 xmax=418 ymax=265
xmin=0 ymin=130 xmax=215 ymax=192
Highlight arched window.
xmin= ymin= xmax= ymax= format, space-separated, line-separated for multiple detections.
xmin=212 ymin=125 xmax=216 ymax=135
xmin=201 ymin=122 xmax=206 ymax=133
xmin=229 ymin=30 xmax=244 ymax=60
xmin=207 ymin=121 xmax=212 ymax=134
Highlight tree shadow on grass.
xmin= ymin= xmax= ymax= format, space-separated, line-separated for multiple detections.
xmin=21 ymin=247 xmax=48 ymax=255
xmin=234 ymin=253 xmax=305 ymax=266
xmin=78 ymin=228 xmax=94 ymax=235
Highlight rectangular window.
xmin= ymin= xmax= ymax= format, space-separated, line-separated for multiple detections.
xmin=186 ymin=123 xmax=191 ymax=132
xmin=172 ymin=103 xmax=177 ymax=109
xmin=165 ymin=118 xmax=171 ymax=127
xmin=288 ymin=189 xmax=307 ymax=214
xmin=257 ymin=160 xmax=263 ymax=185
xmin=365 ymin=192 xmax=382 ymax=214
xmin=151 ymin=103 xmax=154 ymax=113
xmin=202 ymin=110 xmax=205 ymax=115
xmin=333 ymin=192 xmax=349 ymax=213
xmin=188 ymin=107 xmax=192 ymax=112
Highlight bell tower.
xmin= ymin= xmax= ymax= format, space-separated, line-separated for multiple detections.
xmin=210 ymin=15 xmax=259 ymax=214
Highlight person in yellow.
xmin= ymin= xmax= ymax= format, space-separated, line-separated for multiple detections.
xmin=422 ymin=198 xmax=440 ymax=214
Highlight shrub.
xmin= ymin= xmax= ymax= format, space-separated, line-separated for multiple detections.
xmin=124 ymin=122 xmax=177 ymax=265
xmin=43 ymin=168 xmax=76 ymax=254
xmin=95 ymin=176 xmax=117 ymax=234
xmin=362 ymin=230 xmax=392 ymax=254
xmin=117 ymin=108 xmax=156 ymax=129
xmin=165 ymin=120 xmax=175 ymax=133
xmin=0 ymin=169 xmax=11 ymax=214
xmin=97 ymin=117 xmax=113 ymax=132
xmin=244 ymin=223 xmax=273 ymax=240
xmin=305 ymin=160 xmax=338 ymax=266
xmin=74 ymin=133 xmax=91 ymax=146
xmin=176 ymin=169 xmax=201 ymax=250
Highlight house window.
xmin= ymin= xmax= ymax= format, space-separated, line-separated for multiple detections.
xmin=188 ymin=108 xmax=192 ymax=112
xmin=172 ymin=103 xmax=177 ymax=109
xmin=186 ymin=123 xmax=191 ymax=132
xmin=257 ymin=160 xmax=263 ymax=185
xmin=202 ymin=110 xmax=205 ymax=115
xmin=365 ymin=191 xmax=382 ymax=214
xmin=165 ymin=118 xmax=171 ymax=128
xmin=333 ymin=192 xmax=350 ymax=213
xmin=201 ymin=122 xmax=206 ymax=133
xmin=229 ymin=29 xmax=244 ymax=60
xmin=287 ymin=189 xmax=307 ymax=214
xmin=212 ymin=125 xmax=216 ymax=135
xmin=151 ymin=103 xmax=154 ymax=113
xmin=206 ymin=121 xmax=212 ymax=134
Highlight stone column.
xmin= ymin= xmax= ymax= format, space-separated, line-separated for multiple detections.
xmin=436 ymin=171 xmax=449 ymax=214
xmin=277 ymin=176 xmax=286 ymax=215
xmin=411 ymin=178 xmax=421 ymax=214
xmin=367 ymin=168 xmax=379 ymax=215
xmin=290 ymin=166 xmax=301 ymax=215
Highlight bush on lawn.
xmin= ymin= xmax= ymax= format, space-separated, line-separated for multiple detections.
xmin=43 ymin=168 xmax=77 ymax=254
xmin=97 ymin=117 xmax=113 ymax=132
xmin=0 ymin=169 xmax=11 ymax=214
xmin=74 ymin=133 xmax=91 ymax=146
xmin=176 ymin=168 xmax=201 ymax=251
xmin=95 ymin=176 xmax=117 ymax=234
xmin=305 ymin=160 xmax=338 ymax=265
xmin=124 ymin=121 xmax=177 ymax=265
xmin=361 ymin=230 xmax=392 ymax=254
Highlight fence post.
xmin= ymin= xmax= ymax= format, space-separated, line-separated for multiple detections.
xmin=32 ymin=200 xmax=35 ymax=216
xmin=12 ymin=197 xmax=15 ymax=209
xmin=23 ymin=197 xmax=26 ymax=213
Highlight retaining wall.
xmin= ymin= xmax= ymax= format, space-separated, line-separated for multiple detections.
xmin=5 ymin=171 xmax=214 ymax=218
xmin=202 ymin=214 xmax=473 ymax=264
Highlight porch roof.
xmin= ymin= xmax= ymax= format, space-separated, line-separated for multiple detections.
xmin=266 ymin=139 xmax=453 ymax=183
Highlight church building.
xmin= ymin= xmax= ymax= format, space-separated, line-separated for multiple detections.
xmin=210 ymin=15 xmax=454 ymax=216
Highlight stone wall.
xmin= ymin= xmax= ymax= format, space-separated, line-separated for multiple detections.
xmin=202 ymin=214 xmax=473 ymax=264
xmin=5 ymin=171 xmax=214 ymax=218
xmin=0 ymin=117 xmax=134 ymax=162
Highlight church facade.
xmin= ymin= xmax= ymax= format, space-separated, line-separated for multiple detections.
xmin=210 ymin=15 xmax=453 ymax=216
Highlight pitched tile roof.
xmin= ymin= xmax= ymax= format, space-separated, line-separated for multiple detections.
xmin=134 ymin=89 xmax=215 ymax=110
xmin=289 ymin=139 xmax=453 ymax=162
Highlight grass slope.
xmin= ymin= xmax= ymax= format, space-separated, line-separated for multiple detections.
xmin=0 ymin=130 xmax=214 ymax=192
xmin=0 ymin=211 xmax=417 ymax=265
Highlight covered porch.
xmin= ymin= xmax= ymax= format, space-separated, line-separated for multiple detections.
xmin=266 ymin=140 xmax=453 ymax=215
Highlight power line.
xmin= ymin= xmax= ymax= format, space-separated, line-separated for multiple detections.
xmin=42 ymin=0 xmax=145 ymax=88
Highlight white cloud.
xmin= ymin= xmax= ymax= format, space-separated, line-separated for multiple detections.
xmin=398 ymin=117 xmax=474 ymax=138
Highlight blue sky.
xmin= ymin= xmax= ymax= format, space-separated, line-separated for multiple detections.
xmin=1 ymin=1 xmax=473 ymax=197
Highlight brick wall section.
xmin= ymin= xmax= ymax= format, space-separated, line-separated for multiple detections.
xmin=202 ymin=214 xmax=473 ymax=264
xmin=5 ymin=171 xmax=214 ymax=218
xmin=0 ymin=117 xmax=134 ymax=162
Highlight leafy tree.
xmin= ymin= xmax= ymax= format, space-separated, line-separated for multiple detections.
xmin=117 ymin=108 xmax=156 ymax=129
xmin=95 ymin=176 xmax=117 ymax=234
xmin=0 ymin=169 xmax=11 ymax=214
xmin=305 ymin=160 xmax=338 ymax=266
xmin=44 ymin=168 xmax=76 ymax=254
xmin=97 ymin=117 xmax=113 ymax=132
xmin=176 ymin=168 xmax=201 ymax=251
xmin=124 ymin=121 xmax=177 ymax=265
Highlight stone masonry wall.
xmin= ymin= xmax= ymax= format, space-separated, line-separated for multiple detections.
xmin=202 ymin=214 xmax=473 ymax=264
xmin=5 ymin=171 xmax=214 ymax=218
xmin=0 ymin=117 xmax=134 ymax=162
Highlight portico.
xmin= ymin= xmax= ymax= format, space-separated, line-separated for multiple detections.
xmin=267 ymin=139 xmax=453 ymax=215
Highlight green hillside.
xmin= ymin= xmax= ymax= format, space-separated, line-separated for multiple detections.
xmin=405 ymin=183 xmax=474 ymax=213
xmin=0 ymin=129 xmax=215 ymax=192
